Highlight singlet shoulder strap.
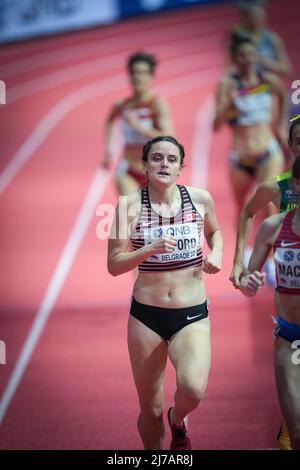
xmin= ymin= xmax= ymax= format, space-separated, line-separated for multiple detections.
xmin=149 ymin=95 xmax=158 ymax=106
xmin=283 ymin=208 xmax=296 ymax=227
xmin=141 ymin=186 xmax=151 ymax=208
xmin=178 ymin=185 xmax=192 ymax=205
xmin=274 ymin=210 xmax=294 ymax=247
xmin=256 ymin=71 xmax=272 ymax=90
xmin=179 ymin=185 xmax=204 ymax=219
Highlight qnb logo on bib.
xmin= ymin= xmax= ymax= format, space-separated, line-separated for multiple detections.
xmin=152 ymin=227 xmax=163 ymax=239
xmin=165 ymin=225 xmax=192 ymax=237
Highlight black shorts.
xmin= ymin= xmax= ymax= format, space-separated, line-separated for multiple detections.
xmin=130 ymin=297 xmax=209 ymax=342
xmin=229 ymin=150 xmax=271 ymax=177
xmin=229 ymin=138 xmax=280 ymax=177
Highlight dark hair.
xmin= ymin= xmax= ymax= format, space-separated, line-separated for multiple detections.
xmin=292 ymin=155 xmax=300 ymax=179
xmin=229 ymin=32 xmax=256 ymax=59
xmin=142 ymin=136 xmax=185 ymax=166
xmin=237 ymin=0 xmax=266 ymax=13
xmin=127 ymin=52 xmax=157 ymax=75
xmin=289 ymin=116 xmax=300 ymax=144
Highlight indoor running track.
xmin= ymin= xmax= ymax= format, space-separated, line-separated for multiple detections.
xmin=0 ymin=0 xmax=299 ymax=450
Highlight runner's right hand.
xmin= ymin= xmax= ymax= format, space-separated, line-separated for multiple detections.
xmin=240 ymin=271 xmax=266 ymax=296
xmin=230 ymin=261 xmax=246 ymax=288
xmin=147 ymin=236 xmax=177 ymax=255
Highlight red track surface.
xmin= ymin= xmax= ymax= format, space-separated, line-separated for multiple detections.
xmin=0 ymin=0 xmax=299 ymax=450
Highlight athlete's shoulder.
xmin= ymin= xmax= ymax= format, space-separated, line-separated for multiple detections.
xmin=260 ymin=70 xmax=284 ymax=91
xmin=257 ymin=178 xmax=280 ymax=196
xmin=107 ymin=98 xmax=129 ymax=121
xmin=152 ymin=95 xmax=165 ymax=103
xmin=112 ymin=98 xmax=125 ymax=110
xmin=114 ymin=97 xmax=134 ymax=110
xmin=127 ymin=189 xmax=142 ymax=206
xmin=184 ymin=186 xmax=213 ymax=204
xmin=242 ymin=179 xmax=280 ymax=213
xmin=217 ymin=74 xmax=235 ymax=88
xmin=116 ymin=190 xmax=141 ymax=219
xmin=152 ymin=95 xmax=169 ymax=110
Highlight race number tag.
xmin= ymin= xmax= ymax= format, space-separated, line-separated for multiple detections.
xmin=144 ymin=222 xmax=201 ymax=263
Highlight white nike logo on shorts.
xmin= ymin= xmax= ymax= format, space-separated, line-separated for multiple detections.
xmin=281 ymin=240 xmax=299 ymax=247
xmin=186 ymin=314 xmax=202 ymax=321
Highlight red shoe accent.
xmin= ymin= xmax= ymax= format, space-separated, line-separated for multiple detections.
xmin=277 ymin=419 xmax=292 ymax=450
xmin=167 ymin=407 xmax=191 ymax=451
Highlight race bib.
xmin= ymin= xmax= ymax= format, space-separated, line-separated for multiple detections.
xmin=276 ymin=247 xmax=300 ymax=289
xmin=143 ymin=222 xmax=201 ymax=263
xmin=121 ymin=108 xmax=153 ymax=145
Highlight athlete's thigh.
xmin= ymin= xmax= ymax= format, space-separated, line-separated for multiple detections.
xmin=274 ymin=337 xmax=300 ymax=424
xmin=127 ymin=315 xmax=168 ymax=407
xmin=229 ymin=166 xmax=253 ymax=209
xmin=257 ymin=150 xmax=284 ymax=182
xmin=168 ymin=318 xmax=211 ymax=383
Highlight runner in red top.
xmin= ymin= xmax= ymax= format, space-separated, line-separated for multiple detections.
xmin=102 ymin=52 xmax=174 ymax=195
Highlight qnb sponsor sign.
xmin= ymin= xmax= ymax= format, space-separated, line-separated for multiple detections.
xmin=0 ymin=0 xmax=119 ymax=43
xmin=0 ymin=340 xmax=6 ymax=365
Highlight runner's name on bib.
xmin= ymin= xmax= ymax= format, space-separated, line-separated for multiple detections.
xmin=144 ymin=222 xmax=201 ymax=263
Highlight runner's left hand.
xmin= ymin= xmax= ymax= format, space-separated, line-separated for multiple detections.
xmin=202 ymin=252 xmax=222 ymax=274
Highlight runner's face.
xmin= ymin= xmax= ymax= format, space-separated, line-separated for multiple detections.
xmin=143 ymin=141 xmax=182 ymax=185
xmin=129 ymin=61 xmax=153 ymax=93
xmin=235 ymin=43 xmax=257 ymax=71
xmin=290 ymin=126 xmax=300 ymax=157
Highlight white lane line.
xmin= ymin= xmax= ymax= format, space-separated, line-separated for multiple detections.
xmin=0 ymin=66 xmax=221 ymax=195
xmin=0 ymin=74 xmax=125 ymax=195
xmin=191 ymin=94 xmax=215 ymax=189
xmin=7 ymin=47 xmax=222 ymax=104
xmin=0 ymin=14 xmax=230 ymax=79
xmin=0 ymin=166 xmax=113 ymax=425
